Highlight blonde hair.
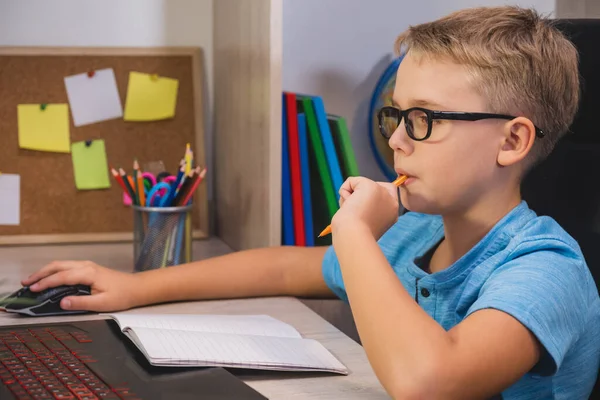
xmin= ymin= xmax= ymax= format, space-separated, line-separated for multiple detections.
xmin=395 ymin=6 xmax=580 ymax=162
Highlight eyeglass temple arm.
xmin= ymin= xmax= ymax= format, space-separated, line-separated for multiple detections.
xmin=430 ymin=112 xmax=545 ymax=138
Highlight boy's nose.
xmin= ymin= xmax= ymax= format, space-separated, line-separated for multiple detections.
xmin=388 ymin=124 xmax=413 ymax=155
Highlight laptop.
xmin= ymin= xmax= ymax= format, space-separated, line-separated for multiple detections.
xmin=0 ymin=318 xmax=268 ymax=399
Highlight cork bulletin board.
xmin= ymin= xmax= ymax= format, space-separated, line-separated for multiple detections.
xmin=0 ymin=47 xmax=208 ymax=245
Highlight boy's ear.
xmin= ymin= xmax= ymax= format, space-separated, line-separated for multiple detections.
xmin=497 ymin=117 xmax=536 ymax=167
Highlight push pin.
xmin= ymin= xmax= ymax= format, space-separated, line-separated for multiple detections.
xmin=40 ymin=103 xmax=48 ymax=111
xmin=87 ymin=70 xmax=95 ymax=78
xmin=150 ymin=74 xmax=159 ymax=81
xmin=85 ymin=140 xmax=93 ymax=147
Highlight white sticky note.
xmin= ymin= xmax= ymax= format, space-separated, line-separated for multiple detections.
xmin=0 ymin=174 xmax=20 ymax=225
xmin=64 ymin=68 xmax=123 ymax=127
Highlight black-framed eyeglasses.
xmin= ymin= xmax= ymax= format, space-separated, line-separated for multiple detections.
xmin=377 ymin=106 xmax=545 ymax=141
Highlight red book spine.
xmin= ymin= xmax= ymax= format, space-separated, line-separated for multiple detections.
xmin=284 ymin=92 xmax=306 ymax=246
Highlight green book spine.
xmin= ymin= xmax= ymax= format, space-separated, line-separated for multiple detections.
xmin=336 ymin=117 xmax=360 ymax=176
xmin=328 ymin=115 xmax=360 ymax=178
xmin=301 ymin=98 xmax=338 ymax=220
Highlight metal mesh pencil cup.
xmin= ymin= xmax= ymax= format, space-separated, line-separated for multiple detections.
xmin=132 ymin=204 xmax=193 ymax=272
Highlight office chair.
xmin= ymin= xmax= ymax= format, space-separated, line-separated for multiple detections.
xmin=521 ymin=18 xmax=600 ymax=398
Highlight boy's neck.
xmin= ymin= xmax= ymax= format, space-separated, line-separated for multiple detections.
xmin=430 ymin=190 xmax=522 ymax=273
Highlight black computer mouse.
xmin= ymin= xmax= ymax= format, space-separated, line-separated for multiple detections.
xmin=1 ymin=285 xmax=92 ymax=316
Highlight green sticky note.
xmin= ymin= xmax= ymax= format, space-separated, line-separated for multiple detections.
xmin=71 ymin=140 xmax=111 ymax=190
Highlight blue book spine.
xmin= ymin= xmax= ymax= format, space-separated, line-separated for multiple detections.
xmin=297 ymin=113 xmax=314 ymax=246
xmin=281 ymin=93 xmax=295 ymax=245
xmin=312 ymin=96 xmax=343 ymax=199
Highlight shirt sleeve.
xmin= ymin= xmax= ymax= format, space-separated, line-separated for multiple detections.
xmin=321 ymin=245 xmax=348 ymax=302
xmin=321 ymin=212 xmax=442 ymax=303
xmin=466 ymin=248 xmax=592 ymax=376
xmin=320 ymin=221 xmax=407 ymax=303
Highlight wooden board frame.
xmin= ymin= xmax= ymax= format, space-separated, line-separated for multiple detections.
xmin=213 ymin=0 xmax=283 ymax=250
xmin=0 ymin=46 xmax=208 ymax=245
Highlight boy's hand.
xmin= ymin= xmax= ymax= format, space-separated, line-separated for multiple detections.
xmin=332 ymin=176 xmax=399 ymax=240
xmin=21 ymin=261 xmax=139 ymax=312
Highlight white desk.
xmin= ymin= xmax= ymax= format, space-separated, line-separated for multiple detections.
xmin=0 ymin=240 xmax=389 ymax=399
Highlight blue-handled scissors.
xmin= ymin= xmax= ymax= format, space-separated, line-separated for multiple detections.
xmin=146 ymin=182 xmax=174 ymax=207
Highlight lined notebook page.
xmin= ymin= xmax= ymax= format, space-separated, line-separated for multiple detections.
xmin=106 ymin=314 xmax=301 ymax=338
xmin=129 ymin=328 xmax=348 ymax=375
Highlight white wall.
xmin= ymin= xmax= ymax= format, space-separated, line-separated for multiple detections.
xmin=0 ymin=0 xmax=559 ymax=208
xmin=283 ymin=0 xmax=556 ymax=181
xmin=0 ymin=0 xmax=215 ymax=193
xmin=0 ymin=0 xmax=213 ymax=106
xmin=557 ymin=0 xmax=600 ymax=17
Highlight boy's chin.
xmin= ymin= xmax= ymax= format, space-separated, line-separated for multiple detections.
xmin=401 ymin=197 xmax=442 ymax=215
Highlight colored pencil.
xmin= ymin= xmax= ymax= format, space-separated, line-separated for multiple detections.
xmin=174 ymin=167 xmax=200 ymax=206
xmin=173 ymin=213 xmax=186 ymax=265
xmin=118 ymin=168 xmax=136 ymax=201
xmin=185 ymin=212 xmax=192 ymax=262
xmin=175 ymin=159 xmax=186 ymax=188
xmin=137 ymin=173 xmax=146 ymax=206
xmin=110 ymin=167 xmax=129 ymax=195
xmin=127 ymin=176 xmax=136 ymax=203
xmin=172 ymin=168 xmax=196 ymax=206
xmin=184 ymin=143 xmax=192 ymax=175
xmin=164 ymin=164 xmax=185 ymax=206
xmin=180 ymin=167 xmax=206 ymax=205
xmin=132 ymin=159 xmax=141 ymax=206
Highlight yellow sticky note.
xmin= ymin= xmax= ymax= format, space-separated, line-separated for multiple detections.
xmin=17 ymin=104 xmax=71 ymax=153
xmin=71 ymin=140 xmax=111 ymax=190
xmin=123 ymin=72 xmax=179 ymax=121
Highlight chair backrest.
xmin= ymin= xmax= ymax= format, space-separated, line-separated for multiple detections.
xmin=522 ymin=18 xmax=600 ymax=289
xmin=521 ymin=18 xmax=600 ymax=397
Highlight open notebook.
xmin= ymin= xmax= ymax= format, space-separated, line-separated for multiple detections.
xmin=104 ymin=313 xmax=348 ymax=375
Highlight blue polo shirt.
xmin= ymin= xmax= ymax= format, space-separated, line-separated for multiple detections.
xmin=322 ymin=201 xmax=600 ymax=399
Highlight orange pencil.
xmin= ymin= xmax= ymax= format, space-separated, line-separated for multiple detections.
xmin=137 ymin=173 xmax=146 ymax=206
xmin=317 ymin=175 xmax=408 ymax=238
xmin=133 ymin=159 xmax=146 ymax=206
xmin=119 ymin=168 xmax=136 ymax=202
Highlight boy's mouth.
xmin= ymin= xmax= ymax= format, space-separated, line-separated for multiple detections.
xmin=395 ymin=169 xmax=412 ymax=178
xmin=395 ymin=170 xmax=416 ymax=186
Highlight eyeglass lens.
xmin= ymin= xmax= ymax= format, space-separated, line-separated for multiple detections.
xmin=379 ymin=108 xmax=430 ymax=140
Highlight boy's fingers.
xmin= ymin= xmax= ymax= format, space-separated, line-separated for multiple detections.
xmin=22 ymin=262 xmax=69 ymax=285
xmin=376 ymin=182 xmax=399 ymax=200
xmin=338 ymin=191 xmax=351 ymax=207
xmin=338 ymin=177 xmax=372 ymax=202
xmin=346 ymin=176 xmax=365 ymax=189
xmin=30 ymin=270 xmax=93 ymax=292
xmin=61 ymin=293 xmax=108 ymax=312
xmin=339 ymin=182 xmax=353 ymax=197
xmin=22 ymin=261 xmax=91 ymax=286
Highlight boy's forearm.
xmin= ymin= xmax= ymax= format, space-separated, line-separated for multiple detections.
xmin=131 ymin=246 xmax=334 ymax=307
xmin=333 ymin=225 xmax=453 ymax=397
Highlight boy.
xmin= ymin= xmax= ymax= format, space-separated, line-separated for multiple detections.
xmin=23 ymin=6 xmax=599 ymax=399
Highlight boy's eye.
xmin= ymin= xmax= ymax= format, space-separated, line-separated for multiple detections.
xmin=412 ymin=115 xmax=429 ymax=126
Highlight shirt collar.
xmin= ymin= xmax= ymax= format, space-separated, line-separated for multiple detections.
xmin=407 ymin=200 xmax=536 ymax=283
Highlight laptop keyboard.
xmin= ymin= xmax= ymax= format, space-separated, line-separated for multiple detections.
xmin=0 ymin=327 xmax=137 ymax=400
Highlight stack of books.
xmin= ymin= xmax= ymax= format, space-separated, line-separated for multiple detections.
xmin=282 ymin=93 xmax=359 ymax=247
